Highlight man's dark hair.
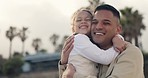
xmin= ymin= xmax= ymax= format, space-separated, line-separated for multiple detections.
xmin=94 ymin=4 xmax=120 ymax=19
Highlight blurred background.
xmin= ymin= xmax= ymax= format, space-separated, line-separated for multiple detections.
xmin=0 ymin=0 xmax=148 ymax=78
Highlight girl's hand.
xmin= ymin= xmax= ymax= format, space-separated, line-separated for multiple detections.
xmin=112 ymin=35 xmax=126 ymax=53
xmin=61 ymin=35 xmax=74 ymax=64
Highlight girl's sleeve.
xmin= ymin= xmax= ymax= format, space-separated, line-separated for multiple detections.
xmin=73 ymin=34 xmax=119 ymax=65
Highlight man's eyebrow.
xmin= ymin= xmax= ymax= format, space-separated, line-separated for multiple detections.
xmin=103 ymin=19 xmax=111 ymax=22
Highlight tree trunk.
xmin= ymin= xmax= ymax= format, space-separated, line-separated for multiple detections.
xmin=22 ymin=41 xmax=25 ymax=56
xmin=135 ymin=36 xmax=139 ymax=47
xmin=9 ymin=40 xmax=12 ymax=59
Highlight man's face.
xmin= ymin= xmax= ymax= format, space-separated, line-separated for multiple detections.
xmin=91 ymin=10 xmax=121 ymax=49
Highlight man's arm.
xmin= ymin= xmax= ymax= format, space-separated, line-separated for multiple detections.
xmin=62 ymin=64 xmax=76 ymax=78
xmin=58 ymin=62 xmax=86 ymax=78
xmin=58 ymin=61 xmax=66 ymax=78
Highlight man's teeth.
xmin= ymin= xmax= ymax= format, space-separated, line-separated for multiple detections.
xmin=95 ymin=33 xmax=104 ymax=35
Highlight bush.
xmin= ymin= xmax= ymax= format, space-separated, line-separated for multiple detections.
xmin=3 ymin=56 xmax=24 ymax=77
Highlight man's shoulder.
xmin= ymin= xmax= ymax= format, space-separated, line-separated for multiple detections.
xmin=119 ymin=42 xmax=143 ymax=58
xmin=126 ymin=42 xmax=141 ymax=52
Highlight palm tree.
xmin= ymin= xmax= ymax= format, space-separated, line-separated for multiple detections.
xmin=18 ymin=27 xmax=28 ymax=56
xmin=86 ymin=0 xmax=104 ymax=11
xmin=49 ymin=34 xmax=59 ymax=51
xmin=120 ymin=7 xmax=146 ymax=47
xmin=55 ymin=35 xmax=69 ymax=52
xmin=132 ymin=10 xmax=145 ymax=47
xmin=6 ymin=26 xmax=18 ymax=59
xmin=120 ymin=8 xmax=133 ymax=42
xmin=32 ymin=38 xmax=41 ymax=52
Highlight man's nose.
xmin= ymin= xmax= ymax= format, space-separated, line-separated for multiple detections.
xmin=96 ymin=23 xmax=103 ymax=29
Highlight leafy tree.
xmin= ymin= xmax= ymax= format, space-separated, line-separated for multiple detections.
xmin=13 ymin=51 xmax=23 ymax=57
xmin=18 ymin=27 xmax=28 ymax=56
xmin=6 ymin=26 xmax=18 ymax=59
xmin=120 ymin=7 xmax=146 ymax=47
xmin=32 ymin=38 xmax=42 ymax=52
xmin=0 ymin=55 xmax=6 ymax=76
xmin=2 ymin=55 xmax=24 ymax=77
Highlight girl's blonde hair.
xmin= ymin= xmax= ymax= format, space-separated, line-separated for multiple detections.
xmin=71 ymin=8 xmax=93 ymax=32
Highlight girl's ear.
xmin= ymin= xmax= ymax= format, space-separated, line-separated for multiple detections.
xmin=72 ymin=25 xmax=75 ymax=33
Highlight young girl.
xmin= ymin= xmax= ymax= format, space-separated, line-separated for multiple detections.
xmin=61 ymin=8 xmax=125 ymax=78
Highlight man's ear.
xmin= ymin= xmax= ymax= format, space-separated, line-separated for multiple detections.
xmin=116 ymin=25 xmax=122 ymax=34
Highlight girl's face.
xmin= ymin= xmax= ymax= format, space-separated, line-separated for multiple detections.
xmin=72 ymin=10 xmax=92 ymax=35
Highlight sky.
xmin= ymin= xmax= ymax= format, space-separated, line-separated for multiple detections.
xmin=0 ymin=0 xmax=148 ymax=58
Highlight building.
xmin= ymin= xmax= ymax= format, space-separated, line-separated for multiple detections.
xmin=22 ymin=52 xmax=60 ymax=72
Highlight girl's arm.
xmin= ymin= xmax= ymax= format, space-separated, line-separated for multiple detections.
xmin=112 ymin=34 xmax=126 ymax=52
xmin=72 ymin=34 xmax=125 ymax=65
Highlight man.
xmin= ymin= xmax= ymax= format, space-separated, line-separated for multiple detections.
xmin=59 ymin=4 xmax=144 ymax=78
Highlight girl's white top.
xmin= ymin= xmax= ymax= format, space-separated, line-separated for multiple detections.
xmin=68 ymin=34 xmax=119 ymax=65
xmin=68 ymin=34 xmax=119 ymax=77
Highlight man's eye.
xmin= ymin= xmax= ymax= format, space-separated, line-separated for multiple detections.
xmin=103 ymin=22 xmax=110 ymax=25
